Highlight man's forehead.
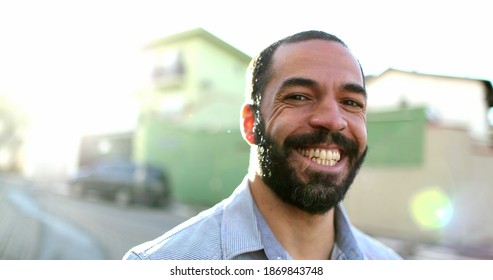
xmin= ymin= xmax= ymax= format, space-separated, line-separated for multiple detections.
xmin=274 ymin=39 xmax=349 ymax=59
xmin=270 ymin=39 xmax=363 ymax=84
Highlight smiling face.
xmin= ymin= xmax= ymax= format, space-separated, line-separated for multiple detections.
xmin=248 ymin=39 xmax=368 ymax=214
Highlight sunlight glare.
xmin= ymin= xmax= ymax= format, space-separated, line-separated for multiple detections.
xmin=410 ymin=187 xmax=453 ymax=230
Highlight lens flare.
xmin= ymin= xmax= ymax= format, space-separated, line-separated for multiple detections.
xmin=410 ymin=187 xmax=453 ymax=230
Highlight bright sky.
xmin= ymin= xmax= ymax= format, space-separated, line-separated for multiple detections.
xmin=0 ymin=0 xmax=491 ymax=134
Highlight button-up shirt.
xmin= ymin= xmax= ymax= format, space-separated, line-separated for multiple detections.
xmin=123 ymin=176 xmax=401 ymax=260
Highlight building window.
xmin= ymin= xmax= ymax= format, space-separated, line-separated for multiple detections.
xmin=152 ymin=50 xmax=185 ymax=88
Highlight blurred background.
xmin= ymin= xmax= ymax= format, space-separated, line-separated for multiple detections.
xmin=0 ymin=0 xmax=492 ymax=260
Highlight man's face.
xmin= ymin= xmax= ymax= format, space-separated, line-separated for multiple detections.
xmin=255 ymin=40 xmax=368 ymax=214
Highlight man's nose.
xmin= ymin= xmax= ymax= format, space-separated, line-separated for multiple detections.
xmin=308 ymin=99 xmax=348 ymax=132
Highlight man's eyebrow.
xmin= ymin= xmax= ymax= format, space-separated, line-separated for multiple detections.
xmin=342 ymin=83 xmax=367 ymax=98
xmin=279 ymin=77 xmax=318 ymax=90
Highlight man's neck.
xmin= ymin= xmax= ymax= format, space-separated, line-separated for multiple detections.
xmin=249 ymin=175 xmax=336 ymax=260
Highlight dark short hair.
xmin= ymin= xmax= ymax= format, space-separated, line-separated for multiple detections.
xmin=246 ymin=30 xmax=363 ymax=113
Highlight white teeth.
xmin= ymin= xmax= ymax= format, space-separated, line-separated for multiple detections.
xmin=309 ymin=149 xmax=315 ymax=158
xmin=298 ymin=148 xmax=341 ymax=166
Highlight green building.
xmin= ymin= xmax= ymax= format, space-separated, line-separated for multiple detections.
xmin=134 ymin=28 xmax=252 ymax=206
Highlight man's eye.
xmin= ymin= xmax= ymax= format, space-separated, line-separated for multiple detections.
xmin=286 ymin=94 xmax=307 ymax=101
xmin=342 ymin=99 xmax=363 ymax=108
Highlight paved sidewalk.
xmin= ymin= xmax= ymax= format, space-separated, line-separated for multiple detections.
xmin=0 ymin=178 xmax=42 ymax=259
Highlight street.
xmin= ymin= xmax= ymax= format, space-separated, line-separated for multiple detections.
xmin=0 ymin=175 xmax=202 ymax=260
xmin=0 ymin=174 xmax=487 ymax=260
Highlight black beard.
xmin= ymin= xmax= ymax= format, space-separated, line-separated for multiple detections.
xmin=255 ymin=119 xmax=368 ymax=215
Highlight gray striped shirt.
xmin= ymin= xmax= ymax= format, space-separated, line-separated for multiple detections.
xmin=123 ymin=176 xmax=401 ymax=260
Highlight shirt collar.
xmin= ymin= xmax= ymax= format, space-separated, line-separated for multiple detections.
xmin=253 ymin=199 xmax=293 ymax=260
xmin=220 ymin=176 xmax=365 ymax=260
xmin=220 ymin=176 xmax=263 ymax=259
xmin=253 ymin=199 xmax=365 ymax=260
xmin=333 ymin=203 xmax=366 ymax=260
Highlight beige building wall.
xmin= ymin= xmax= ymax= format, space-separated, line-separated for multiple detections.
xmin=345 ymin=124 xmax=493 ymax=248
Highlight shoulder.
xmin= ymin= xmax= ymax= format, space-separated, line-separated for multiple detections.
xmin=123 ymin=177 xmax=256 ymax=260
xmin=124 ymin=204 xmax=225 ymax=260
xmin=352 ymin=227 xmax=402 ymax=260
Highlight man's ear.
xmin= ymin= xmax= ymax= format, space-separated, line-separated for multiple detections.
xmin=241 ymin=104 xmax=256 ymax=145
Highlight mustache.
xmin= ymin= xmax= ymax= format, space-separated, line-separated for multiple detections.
xmin=283 ymin=130 xmax=359 ymax=157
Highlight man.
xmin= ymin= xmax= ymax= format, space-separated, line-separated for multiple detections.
xmin=123 ymin=30 xmax=401 ymax=260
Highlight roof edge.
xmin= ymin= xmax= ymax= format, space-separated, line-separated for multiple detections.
xmin=368 ymin=68 xmax=493 ymax=85
xmin=143 ymin=27 xmax=251 ymax=62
